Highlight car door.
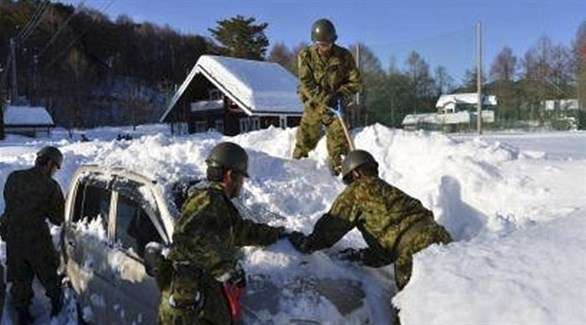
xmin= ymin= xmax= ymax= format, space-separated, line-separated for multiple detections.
xmin=107 ymin=177 xmax=166 ymax=325
xmin=64 ymin=176 xmax=118 ymax=324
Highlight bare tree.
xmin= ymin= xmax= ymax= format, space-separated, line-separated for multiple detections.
xmin=490 ymin=46 xmax=517 ymax=82
xmin=268 ymin=42 xmax=295 ymax=73
xmin=490 ymin=47 xmax=520 ymax=120
xmin=434 ymin=65 xmax=454 ymax=96
xmin=573 ymin=21 xmax=586 ymax=128
xmin=405 ymin=51 xmax=435 ymax=111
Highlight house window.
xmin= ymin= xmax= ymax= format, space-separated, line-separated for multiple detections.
xmin=239 ymin=117 xmax=260 ymax=132
xmin=214 ymin=119 xmax=224 ymax=133
xmin=209 ymin=89 xmax=223 ymax=101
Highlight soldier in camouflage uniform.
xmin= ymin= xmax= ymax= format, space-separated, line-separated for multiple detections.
xmin=293 ymin=18 xmax=361 ymax=175
xmin=0 ymin=146 xmax=65 ymax=324
xmin=290 ymin=150 xmax=451 ymax=323
xmin=158 ymin=142 xmax=295 ymax=325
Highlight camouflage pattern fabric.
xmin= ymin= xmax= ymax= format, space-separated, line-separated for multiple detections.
xmin=302 ymin=176 xmax=452 ymax=290
xmin=293 ymin=44 xmax=361 ymax=171
xmin=158 ymin=181 xmax=284 ymax=325
xmin=2 ymin=167 xmax=64 ymax=310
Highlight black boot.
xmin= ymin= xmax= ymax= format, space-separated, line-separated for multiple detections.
xmin=16 ymin=308 xmax=33 ymax=325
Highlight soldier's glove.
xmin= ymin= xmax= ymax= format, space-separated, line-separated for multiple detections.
xmin=334 ymin=247 xmax=393 ymax=268
xmin=326 ymin=92 xmax=346 ymax=109
xmin=288 ymin=232 xmax=313 ymax=254
xmin=334 ymin=248 xmax=365 ymax=263
xmin=280 ymin=229 xmax=303 ymax=239
xmin=216 ymin=264 xmax=246 ymax=288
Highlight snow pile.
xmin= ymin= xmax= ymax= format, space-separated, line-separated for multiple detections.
xmin=1 ymin=124 xmax=585 ymax=325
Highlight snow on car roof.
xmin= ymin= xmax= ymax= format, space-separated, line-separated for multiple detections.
xmin=3 ymin=105 xmax=55 ymax=126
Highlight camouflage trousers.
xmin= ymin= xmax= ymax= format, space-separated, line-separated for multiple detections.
xmin=292 ymin=104 xmax=350 ymax=173
xmin=394 ymin=222 xmax=452 ymax=290
xmin=5 ymin=234 xmax=62 ymax=310
xmin=392 ymin=223 xmax=451 ymax=325
xmin=158 ymin=277 xmax=232 ymax=325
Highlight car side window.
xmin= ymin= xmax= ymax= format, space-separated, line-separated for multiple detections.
xmin=73 ymin=182 xmax=111 ymax=230
xmin=115 ymin=193 xmax=162 ymax=258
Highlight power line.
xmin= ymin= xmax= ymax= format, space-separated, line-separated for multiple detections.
xmin=17 ymin=0 xmax=51 ymax=43
xmin=37 ymin=0 xmax=88 ymax=59
xmin=42 ymin=0 xmax=116 ymax=71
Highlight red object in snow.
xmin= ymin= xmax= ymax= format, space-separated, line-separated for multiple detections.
xmin=222 ymin=281 xmax=244 ymax=324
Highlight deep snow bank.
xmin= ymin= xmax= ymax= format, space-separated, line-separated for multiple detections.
xmin=1 ymin=124 xmax=585 ymax=325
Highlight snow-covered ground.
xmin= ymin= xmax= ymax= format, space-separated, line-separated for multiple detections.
xmin=1 ymin=125 xmax=585 ymax=325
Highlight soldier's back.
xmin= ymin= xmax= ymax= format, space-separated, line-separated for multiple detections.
xmin=3 ymin=167 xmax=60 ymax=234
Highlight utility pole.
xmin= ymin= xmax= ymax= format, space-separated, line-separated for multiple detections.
xmin=476 ymin=22 xmax=483 ymax=135
xmin=355 ymin=43 xmax=361 ymax=127
xmin=10 ymin=38 xmax=18 ymax=103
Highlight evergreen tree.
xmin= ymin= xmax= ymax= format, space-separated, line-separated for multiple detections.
xmin=208 ymin=15 xmax=269 ymax=60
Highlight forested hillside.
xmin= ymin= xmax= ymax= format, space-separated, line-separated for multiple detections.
xmin=0 ymin=0 xmax=215 ymax=128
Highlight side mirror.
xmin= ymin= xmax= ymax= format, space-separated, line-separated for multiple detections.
xmin=143 ymin=242 xmax=165 ymax=277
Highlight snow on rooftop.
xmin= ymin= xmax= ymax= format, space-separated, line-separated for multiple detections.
xmin=195 ymin=55 xmax=303 ymax=115
xmin=402 ymin=111 xmax=495 ymax=125
xmin=436 ymin=93 xmax=498 ymax=108
xmin=3 ymin=105 xmax=54 ymax=126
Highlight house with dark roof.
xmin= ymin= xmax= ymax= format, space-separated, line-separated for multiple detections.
xmin=160 ymin=55 xmax=304 ymax=135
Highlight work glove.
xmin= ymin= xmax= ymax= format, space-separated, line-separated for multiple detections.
xmin=288 ymin=232 xmax=313 ymax=254
xmin=334 ymin=247 xmax=365 ymax=263
xmin=326 ymin=92 xmax=346 ymax=109
xmin=216 ymin=264 xmax=246 ymax=288
xmin=334 ymin=247 xmax=392 ymax=267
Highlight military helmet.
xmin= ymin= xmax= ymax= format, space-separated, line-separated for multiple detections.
xmin=206 ymin=142 xmax=249 ymax=177
xmin=37 ymin=146 xmax=63 ymax=168
xmin=311 ymin=18 xmax=337 ymax=43
xmin=341 ymin=150 xmax=378 ymax=184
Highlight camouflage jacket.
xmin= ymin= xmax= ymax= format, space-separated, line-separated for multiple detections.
xmin=297 ymin=44 xmax=361 ymax=107
xmin=1 ymin=167 xmax=64 ymax=240
xmin=305 ymin=176 xmax=439 ymax=263
xmin=168 ymin=182 xmax=284 ymax=279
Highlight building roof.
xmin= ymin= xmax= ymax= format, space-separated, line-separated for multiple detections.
xmin=436 ymin=93 xmax=498 ymax=108
xmin=160 ymin=55 xmax=303 ymax=122
xmin=402 ymin=110 xmax=495 ymax=125
xmin=3 ymin=105 xmax=54 ymax=126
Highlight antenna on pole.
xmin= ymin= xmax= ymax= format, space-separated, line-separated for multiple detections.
xmin=476 ymin=21 xmax=483 ymax=135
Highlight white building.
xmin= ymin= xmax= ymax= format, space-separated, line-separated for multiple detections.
xmin=2 ymin=105 xmax=55 ymax=137
xmin=402 ymin=93 xmax=497 ymax=131
xmin=542 ymin=99 xmax=579 ymax=111
xmin=436 ymin=93 xmax=498 ymax=114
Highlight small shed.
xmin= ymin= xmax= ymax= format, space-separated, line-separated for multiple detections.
xmin=160 ymin=55 xmax=304 ymax=135
xmin=2 ymin=105 xmax=55 ymax=137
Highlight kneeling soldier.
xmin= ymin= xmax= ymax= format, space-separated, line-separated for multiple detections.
xmin=290 ymin=150 xmax=452 ymax=323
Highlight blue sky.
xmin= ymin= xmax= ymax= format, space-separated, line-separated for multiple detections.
xmin=59 ymin=0 xmax=585 ymax=82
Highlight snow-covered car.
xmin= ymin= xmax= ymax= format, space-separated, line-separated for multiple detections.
xmin=61 ymin=165 xmax=370 ymax=324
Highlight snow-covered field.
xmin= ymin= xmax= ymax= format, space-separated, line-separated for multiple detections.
xmin=1 ymin=124 xmax=585 ymax=325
